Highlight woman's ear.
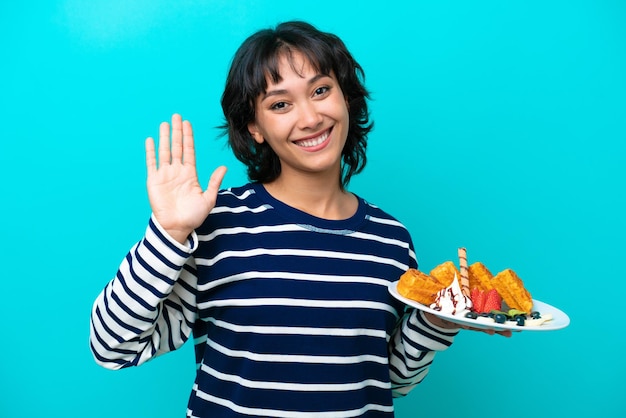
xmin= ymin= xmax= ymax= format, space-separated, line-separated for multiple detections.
xmin=247 ymin=122 xmax=265 ymax=144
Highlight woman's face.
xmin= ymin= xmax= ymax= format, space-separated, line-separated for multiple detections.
xmin=247 ymin=51 xmax=349 ymax=183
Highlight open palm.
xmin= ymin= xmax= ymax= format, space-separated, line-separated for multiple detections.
xmin=145 ymin=114 xmax=227 ymax=243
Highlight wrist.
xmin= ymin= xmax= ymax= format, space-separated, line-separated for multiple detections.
xmin=165 ymin=228 xmax=193 ymax=244
xmin=151 ymin=215 xmax=193 ymax=244
xmin=423 ymin=311 xmax=460 ymax=329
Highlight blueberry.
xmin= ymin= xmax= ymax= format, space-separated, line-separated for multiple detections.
xmin=494 ymin=313 xmax=507 ymax=324
xmin=515 ymin=316 xmax=526 ymax=326
xmin=465 ymin=312 xmax=478 ymax=319
xmin=531 ymin=311 xmax=541 ymax=319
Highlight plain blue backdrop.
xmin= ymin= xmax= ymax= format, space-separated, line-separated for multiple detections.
xmin=1 ymin=1 xmax=624 ymax=417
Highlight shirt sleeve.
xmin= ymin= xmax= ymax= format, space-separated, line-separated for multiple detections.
xmin=89 ymin=215 xmax=199 ymax=369
xmin=388 ymin=307 xmax=460 ymax=397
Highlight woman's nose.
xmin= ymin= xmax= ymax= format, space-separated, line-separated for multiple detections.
xmin=297 ymin=101 xmax=323 ymax=130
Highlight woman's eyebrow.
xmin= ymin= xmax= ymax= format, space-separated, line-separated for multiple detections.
xmin=307 ymin=73 xmax=330 ymax=85
xmin=261 ymin=74 xmax=331 ymax=101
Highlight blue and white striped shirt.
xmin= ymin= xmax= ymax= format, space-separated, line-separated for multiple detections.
xmin=90 ymin=183 xmax=458 ymax=417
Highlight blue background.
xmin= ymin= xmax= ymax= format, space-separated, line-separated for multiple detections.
xmin=1 ymin=1 xmax=624 ymax=417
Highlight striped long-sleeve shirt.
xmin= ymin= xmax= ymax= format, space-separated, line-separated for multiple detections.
xmin=90 ymin=183 xmax=458 ymax=417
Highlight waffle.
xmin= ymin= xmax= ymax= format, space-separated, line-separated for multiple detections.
xmin=491 ymin=268 xmax=533 ymax=312
xmin=468 ymin=262 xmax=495 ymax=292
xmin=397 ymin=268 xmax=448 ymax=305
xmin=429 ymin=261 xmax=459 ymax=288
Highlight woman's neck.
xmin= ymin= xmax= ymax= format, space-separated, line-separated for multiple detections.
xmin=263 ymin=173 xmax=358 ymax=220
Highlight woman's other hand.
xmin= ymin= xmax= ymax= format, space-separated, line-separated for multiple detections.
xmin=423 ymin=312 xmax=513 ymax=337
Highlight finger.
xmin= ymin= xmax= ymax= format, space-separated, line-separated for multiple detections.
xmin=170 ymin=113 xmax=183 ymax=163
xmin=203 ymin=166 xmax=227 ymax=203
xmin=158 ymin=121 xmax=171 ymax=166
xmin=182 ymin=119 xmax=195 ymax=166
xmin=145 ymin=137 xmax=157 ymax=175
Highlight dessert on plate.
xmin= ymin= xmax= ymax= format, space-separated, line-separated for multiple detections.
xmin=397 ymin=248 xmax=550 ymax=327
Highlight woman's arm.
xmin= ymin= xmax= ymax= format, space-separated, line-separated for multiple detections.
xmin=387 ymin=309 xmax=459 ymax=397
xmin=89 ymin=114 xmax=226 ymax=368
xmin=387 ymin=308 xmax=512 ymax=396
xmin=89 ymin=217 xmax=199 ymax=369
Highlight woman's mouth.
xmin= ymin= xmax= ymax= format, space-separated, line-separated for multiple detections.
xmin=294 ymin=128 xmax=332 ymax=148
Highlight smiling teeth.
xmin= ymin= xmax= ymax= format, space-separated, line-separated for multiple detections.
xmin=297 ymin=130 xmax=329 ymax=147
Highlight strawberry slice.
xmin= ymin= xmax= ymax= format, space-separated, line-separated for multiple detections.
xmin=483 ymin=289 xmax=502 ymax=313
xmin=471 ymin=288 xmax=486 ymax=313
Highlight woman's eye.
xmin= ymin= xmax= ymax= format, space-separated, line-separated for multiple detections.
xmin=270 ymin=101 xmax=288 ymax=110
xmin=314 ymin=86 xmax=330 ymax=96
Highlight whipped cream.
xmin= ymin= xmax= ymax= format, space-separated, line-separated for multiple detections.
xmin=430 ymin=273 xmax=472 ymax=315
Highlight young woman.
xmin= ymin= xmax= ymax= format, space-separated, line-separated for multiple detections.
xmin=90 ymin=21 xmax=466 ymax=417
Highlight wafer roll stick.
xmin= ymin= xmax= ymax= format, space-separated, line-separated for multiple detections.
xmin=458 ymin=247 xmax=470 ymax=297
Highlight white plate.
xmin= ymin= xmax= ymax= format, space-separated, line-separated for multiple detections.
xmin=388 ymin=281 xmax=570 ymax=331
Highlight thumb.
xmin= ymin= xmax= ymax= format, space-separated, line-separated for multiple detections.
xmin=203 ymin=165 xmax=227 ymax=203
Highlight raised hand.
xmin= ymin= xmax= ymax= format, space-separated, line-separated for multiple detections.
xmin=145 ymin=114 xmax=227 ymax=243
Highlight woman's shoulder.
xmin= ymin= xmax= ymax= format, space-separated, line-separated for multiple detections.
xmin=360 ymin=197 xmax=405 ymax=224
xmin=195 ymin=183 xmax=266 ymax=232
xmin=216 ymin=183 xmax=257 ymax=202
xmin=212 ymin=183 xmax=271 ymax=210
xmin=359 ymin=196 xmax=412 ymax=236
